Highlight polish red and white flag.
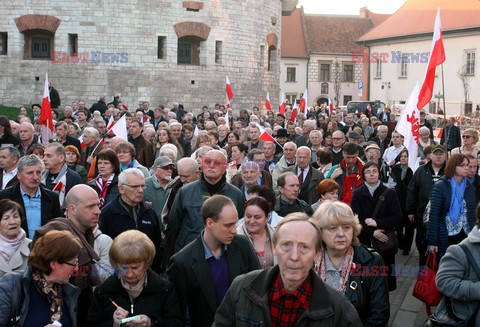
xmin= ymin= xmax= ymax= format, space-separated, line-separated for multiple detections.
xmin=298 ymin=89 xmax=308 ymax=114
xmin=39 ymin=73 xmax=54 ymax=144
xmin=328 ymin=97 xmax=334 ymax=116
xmin=225 ymin=75 xmax=234 ymax=108
xmin=265 ymin=92 xmax=272 ymax=110
xmin=108 ymin=114 xmax=128 ymax=141
xmin=107 ymin=115 xmax=115 ymax=129
xmin=417 ymin=8 xmax=446 ymax=109
xmin=279 ymin=91 xmax=286 ymax=114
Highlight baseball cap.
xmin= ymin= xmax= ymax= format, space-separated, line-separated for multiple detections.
xmin=365 ymin=143 xmax=381 ymax=152
xmin=431 ymin=144 xmax=446 ymax=153
xmin=154 ymin=156 xmax=174 ymax=168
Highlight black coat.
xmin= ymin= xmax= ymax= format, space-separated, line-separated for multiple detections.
xmin=390 ymin=164 xmax=413 ymax=216
xmin=88 ymin=175 xmax=119 ymax=208
xmin=167 ymin=234 xmax=260 ymax=327
xmin=350 ymin=183 xmax=402 ymax=246
xmin=0 ymin=133 xmax=19 ymax=147
xmin=87 ymin=269 xmax=182 ymax=327
xmin=440 ymin=124 xmax=461 ymax=150
xmin=63 ymin=135 xmax=82 ymax=154
xmin=0 ymin=184 xmax=61 ymax=238
xmin=89 ymin=100 xmax=107 ymax=115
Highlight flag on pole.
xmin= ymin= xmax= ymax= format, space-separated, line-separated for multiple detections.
xmin=290 ymin=102 xmax=298 ymax=123
xmin=417 ymin=8 xmax=446 ymax=109
xmin=78 ymin=134 xmax=86 ymax=149
xmin=255 ymin=123 xmax=276 ymax=144
xmin=265 ymin=92 xmax=272 ymax=111
xmin=109 ymin=114 xmax=128 ymax=141
xmin=39 ymin=73 xmax=54 ymax=144
xmin=397 ymin=81 xmax=421 ymax=171
xmin=298 ymin=89 xmax=308 ymax=114
xmin=328 ymin=97 xmax=334 ymax=116
xmin=225 ymin=75 xmax=234 ymax=108
xmin=52 ymin=173 xmax=67 ymax=206
xmin=107 ymin=115 xmax=115 ymax=129
xmin=194 ymin=124 xmax=200 ymax=137
xmin=279 ymin=91 xmax=286 ymax=114
xmin=224 ymin=108 xmax=230 ymax=128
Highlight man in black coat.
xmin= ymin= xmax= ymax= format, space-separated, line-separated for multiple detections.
xmin=440 ymin=117 xmax=461 ymax=152
xmin=89 ymin=96 xmax=108 ymax=115
xmin=0 ymin=154 xmax=61 ymax=238
xmin=55 ymin=121 xmax=82 ymax=153
xmin=168 ymin=195 xmax=260 ymax=327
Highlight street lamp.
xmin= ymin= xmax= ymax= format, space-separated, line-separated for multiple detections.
xmin=434 ymin=91 xmax=444 ymax=114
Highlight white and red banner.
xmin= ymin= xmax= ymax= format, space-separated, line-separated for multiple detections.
xmin=52 ymin=173 xmax=67 ymax=206
xmin=39 ymin=73 xmax=54 ymax=144
xmin=397 ymin=81 xmax=421 ymax=171
xmin=255 ymin=123 xmax=275 ymax=143
xmin=298 ymin=89 xmax=308 ymax=114
xmin=265 ymin=92 xmax=272 ymax=111
xmin=417 ymin=8 xmax=446 ymax=109
xmin=328 ymin=97 xmax=334 ymax=116
xmin=109 ymin=114 xmax=128 ymax=141
xmin=225 ymin=75 xmax=234 ymax=108
xmin=279 ymin=90 xmax=286 ymax=114
xmin=107 ymin=115 xmax=115 ymax=130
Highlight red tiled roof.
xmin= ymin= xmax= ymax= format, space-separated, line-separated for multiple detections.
xmin=281 ymin=8 xmax=308 ymax=58
xmin=305 ymin=15 xmax=375 ymax=54
xmin=358 ymin=0 xmax=480 ymax=42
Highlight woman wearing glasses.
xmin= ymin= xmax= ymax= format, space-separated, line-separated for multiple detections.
xmin=0 ymin=230 xmax=82 ymax=326
xmin=427 ymin=154 xmax=477 ymax=263
xmin=451 ymin=128 xmax=479 ymax=158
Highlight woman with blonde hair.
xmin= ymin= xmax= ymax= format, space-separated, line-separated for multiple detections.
xmin=451 ymin=128 xmax=479 ymax=157
xmin=312 ymin=201 xmax=389 ymax=326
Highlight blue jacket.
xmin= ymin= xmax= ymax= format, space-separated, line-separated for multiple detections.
xmin=426 ymin=176 xmax=476 ymax=260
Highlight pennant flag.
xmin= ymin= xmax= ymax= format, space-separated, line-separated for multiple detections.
xmin=107 ymin=115 xmax=115 ymax=129
xmin=52 ymin=173 xmax=67 ymax=206
xmin=78 ymin=134 xmax=86 ymax=149
xmin=397 ymin=81 xmax=421 ymax=171
xmin=265 ymin=92 xmax=272 ymax=110
xmin=39 ymin=73 xmax=54 ymax=144
xmin=298 ymin=89 xmax=308 ymax=114
xmin=225 ymin=75 xmax=234 ymax=108
xmin=255 ymin=123 xmax=276 ymax=143
xmin=290 ymin=103 xmax=298 ymax=123
xmin=417 ymin=8 xmax=446 ymax=109
xmin=109 ymin=114 xmax=128 ymax=141
xmin=279 ymin=91 xmax=286 ymax=114
xmin=194 ymin=124 xmax=200 ymax=137
xmin=328 ymin=97 xmax=334 ymax=116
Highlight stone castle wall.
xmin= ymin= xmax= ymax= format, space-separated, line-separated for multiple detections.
xmin=0 ymin=0 xmax=286 ymax=112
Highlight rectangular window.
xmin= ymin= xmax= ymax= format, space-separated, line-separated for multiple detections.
xmin=177 ymin=42 xmax=192 ymax=64
xmin=68 ymin=34 xmax=78 ymax=56
xmin=0 ymin=32 xmax=7 ymax=55
xmin=32 ymin=37 xmax=51 ymax=58
xmin=465 ymin=50 xmax=475 ymax=75
xmin=343 ymin=64 xmax=353 ymax=82
xmin=374 ymin=59 xmax=382 ymax=79
xmin=215 ymin=40 xmax=222 ymax=64
xmin=158 ymin=36 xmax=166 ymax=59
xmin=286 ymin=67 xmax=296 ymax=82
xmin=399 ymin=55 xmax=407 ymax=77
xmin=260 ymin=45 xmax=264 ymax=68
xmin=319 ymin=63 xmax=330 ymax=81
xmin=343 ymin=95 xmax=352 ymax=105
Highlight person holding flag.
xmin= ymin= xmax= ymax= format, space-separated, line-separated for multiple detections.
xmin=39 ymin=73 xmax=54 ymax=145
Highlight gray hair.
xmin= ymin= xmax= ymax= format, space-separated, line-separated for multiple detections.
xmin=419 ymin=126 xmax=430 ymax=136
xmin=159 ymin=149 xmax=176 ymax=159
xmin=83 ymin=126 xmax=99 ymax=139
xmin=177 ymin=157 xmax=199 ymax=173
xmin=118 ymin=168 xmax=145 ymax=185
xmin=17 ymin=154 xmax=44 ymax=172
xmin=45 ymin=142 xmax=66 ymax=157
xmin=193 ymin=146 xmax=214 ymax=159
xmin=0 ymin=145 xmax=21 ymax=161
xmin=377 ymin=125 xmax=388 ymax=132
xmin=304 ymin=119 xmax=317 ymax=130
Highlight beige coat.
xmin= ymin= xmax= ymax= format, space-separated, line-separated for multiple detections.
xmin=0 ymin=237 xmax=31 ymax=278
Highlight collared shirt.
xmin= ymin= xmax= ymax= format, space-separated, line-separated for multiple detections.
xmin=383 ymin=145 xmax=405 ymax=165
xmin=297 ymin=166 xmax=310 ymax=180
xmin=201 ymin=230 xmax=227 ymax=260
xmin=20 ymin=186 xmax=42 ymax=238
xmin=269 ymin=273 xmax=313 ymax=327
xmin=324 ymin=253 xmax=345 ymax=290
xmin=2 ymin=168 xmax=17 ymax=189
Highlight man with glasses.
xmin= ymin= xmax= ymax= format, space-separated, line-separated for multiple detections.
xmin=170 ymin=150 xmax=245 ymax=252
xmin=99 ymin=168 xmax=163 ymax=272
xmin=331 ymin=130 xmax=346 ymax=165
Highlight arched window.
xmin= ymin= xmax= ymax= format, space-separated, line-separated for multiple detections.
xmin=268 ymin=46 xmax=276 ymax=71
xmin=177 ymin=36 xmax=202 ymax=65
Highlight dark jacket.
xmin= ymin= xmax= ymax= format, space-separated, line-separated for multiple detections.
xmin=178 ymin=136 xmax=191 ymax=158
xmin=405 ymin=161 xmax=445 ymax=221
xmin=350 ymin=183 xmax=403 ymax=246
xmin=346 ymin=245 xmax=390 ymax=326
xmin=88 ymin=175 xmax=120 ymax=208
xmin=0 ymin=266 xmax=80 ymax=327
xmin=294 ymin=135 xmax=311 ymax=148
xmin=285 ymin=165 xmax=324 ymax=205
xmin=169 ymin=177 xmax=245 ymax=252
xmin=43 ymin=166 xmax=83 ymax=198
xmin=0 ymin=184 xmax=62 ymax=238
xmin=440 ymin=124 xmax=461 ymax=150
xmin=87 ymin=269 xmax=182 ymax=327
xmin=68 ymin=164 xmax=87 ymax=183
xmin=128 ymin=134 xmax=154 ymax=168
xmin=230 ymin=169 xmax=273 ymax=189
xmin=0 ymin=133 xmax=19 ymax=147
xmin=426 ymin=176 xmax=476 ymax=260
xmin=167 ymin=234 xmax=260 ymax=327
xmin=32 ymin=217 xmax=101 ymax=289
xmin=390 ymin=164 xmax=413 ymax=216
xmin=49 ymin=86 xmax=61 ymax=108
xmin=370 ymin=136 xmax=391 ymax=156
xmin=213 ymin=266 xmax=363 ymax=327
xmin=89 ymin=100 xmax=107 ymax=115
xmin=0 ymin=170 xmax=18 ymax=190
xmin=99 ymin=195 xmax=163 ymax=272
xmin=274 ymin=195 xmax=313 ymax=217
xmin=63 ymin=135 xmax=82 ymax=154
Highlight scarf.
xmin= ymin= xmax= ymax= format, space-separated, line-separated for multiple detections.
xmin=365 ymin=181 xmax=381 ymax=197
xmin=202 ymin=173 xmax=226 ymax=195
xmin=400 ymin=165 xmax=408 ymax=181
xmin=448 ymin=177 xmax=466 ymax=223
xmin=314 ymin=246 xmax=354 ymax=294
xmin=339 ymin=160 xmax=364 ymax=204
xmin=0 ymin=228 xmax=26 ymax=262
xmin=96 ymin=174 xmax=114 ymax=208
xmin=120 ymin=272 xmax=147 ymax=300
xmin=32 ymin=269 xmax=64 ymax=322
xmin=120 ymin=160 xmax=136 ymax=171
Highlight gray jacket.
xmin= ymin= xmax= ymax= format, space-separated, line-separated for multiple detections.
xmin=214 ymin=266 xmax=363 ymax=326
xmin=436 ymin=225 xmax=480 ymax=325
xmin=0 ymin=236 xmax=30 ymax=278
xmin=0 ymin=266 xmax=80 ymax=326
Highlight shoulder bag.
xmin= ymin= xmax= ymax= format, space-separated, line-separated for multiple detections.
xmin=371 ymin=187 xmax=399 ymax=257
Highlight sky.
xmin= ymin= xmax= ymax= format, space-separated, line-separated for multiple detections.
xmin=297 ymin=0 xmax=408 ymax=15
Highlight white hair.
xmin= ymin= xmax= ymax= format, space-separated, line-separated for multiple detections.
xmin=118 ymin=168 xmax=144 ymax=185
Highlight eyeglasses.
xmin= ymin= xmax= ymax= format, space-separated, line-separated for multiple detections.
xmin=123 ymin=184 xmax=147 ymax=190
xmin=332 ymin=137 xmax=344 ymax=141
xmin=63 ymin=260 xmax=78 ymax=267
xmin=158 ymin=165 xmax=174 ymax=170
xmin=462 ymin=135 xmax=472 ymax=139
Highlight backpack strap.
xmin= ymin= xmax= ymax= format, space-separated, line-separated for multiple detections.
xmin=459 ymin=243 xmax=480 ymax=278
xmin=372 ymin=187 xmax=390 ymax=220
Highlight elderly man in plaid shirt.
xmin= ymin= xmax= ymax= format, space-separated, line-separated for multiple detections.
xmin=214 ymin=213 xmax=363 ymax=326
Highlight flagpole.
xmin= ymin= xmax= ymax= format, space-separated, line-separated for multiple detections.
xmin=441 ymin=63 xmax=447 ymax=123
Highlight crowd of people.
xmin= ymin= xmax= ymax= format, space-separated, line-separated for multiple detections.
xmin=0 ymin=97 xmax=479 ymax=326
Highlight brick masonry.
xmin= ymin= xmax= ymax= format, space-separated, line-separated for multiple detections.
xmin=0 ymin=0 xmax=291 ymax=113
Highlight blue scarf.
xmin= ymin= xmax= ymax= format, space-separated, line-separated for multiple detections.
xmin=448 ymin=177 xmax=466 ymax=223
xmin=120 ymin=160 xmax=136 ymax=171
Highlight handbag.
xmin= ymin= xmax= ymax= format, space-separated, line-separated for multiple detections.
xmin=412 ymin=251 xmax=442 ymax=314
xmin=428 ymin=243 xmax=480 ymax=326
xmin=370 ymin=188 xmax=399 ymax=257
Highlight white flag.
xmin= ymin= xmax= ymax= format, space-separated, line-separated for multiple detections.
xmin=109 ymin=114 xmax=128 ymax=141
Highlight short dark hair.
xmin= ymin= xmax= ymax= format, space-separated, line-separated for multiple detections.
xmin=247 ymin=149 xmax=264 ymax=161
xmin=0 ymin=199 xmax=25 ymax=222
xmin=247 ymin=185 xmax=276 ymax=210
xmin=244 ymin=196 xmax=270 ymax=217
xmin=317 ymin=148 xmax=332 ymax=165
xmin=201 ymin=194 xmax=234 ymax=224
xmin=277 ymin=171 xmax=296 ymax=188
xmin=115 ymin=142 xmax=136 ymax=158
xmin=96 ymin=149 xmax=121 ymax=175
xmin=343 ymin=142 xmax=359 ymax=155
xmin=361 ymin=161 xmax=380 ymax=180
xmin=476 ymin=202 xmax=480 ymax=226
xmin=444 ymin=154 xmax=469 ymax=179
xmin=232 ymin=142 xmax=247 ymax=154
xmin=29 ymin=230 xmax=82 ymax=275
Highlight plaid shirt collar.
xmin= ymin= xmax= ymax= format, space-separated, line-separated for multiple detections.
xmin=271 ymin=272 xmax=312 ymax=304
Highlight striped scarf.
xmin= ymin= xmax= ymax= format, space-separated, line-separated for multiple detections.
xmin=314 ymin=246 xmax=354 ymax=294
xmin=96 ymin=174 xmax=114 ymax=208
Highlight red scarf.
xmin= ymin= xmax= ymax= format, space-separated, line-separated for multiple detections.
xmin=96 ymin=174 xmax=114 ymax=208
